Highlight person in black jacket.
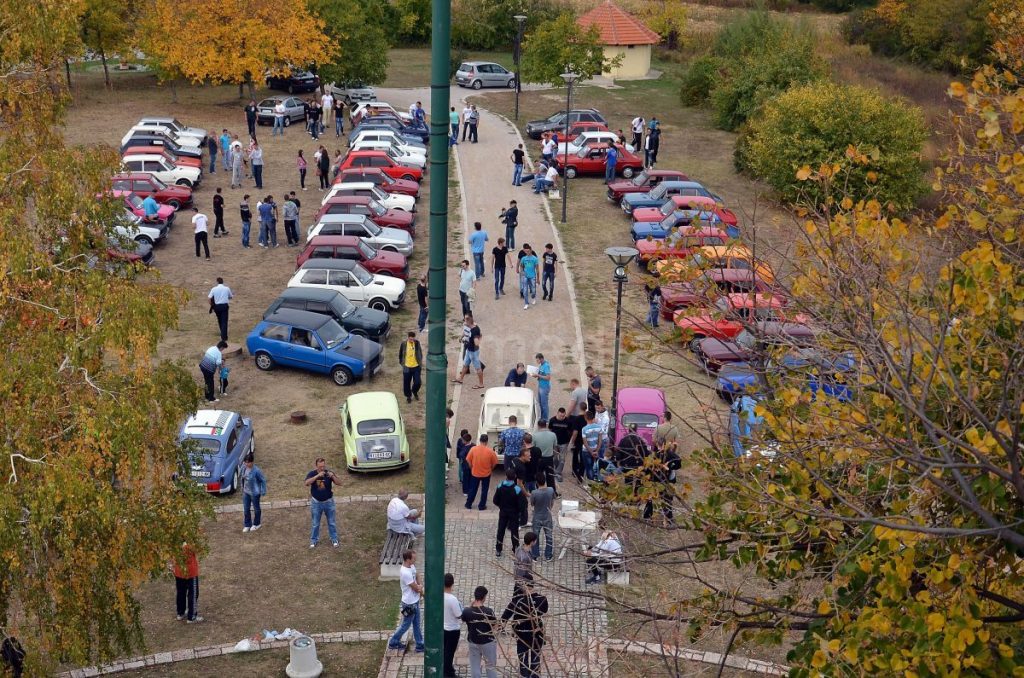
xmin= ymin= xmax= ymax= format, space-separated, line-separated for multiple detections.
xmin=397 ymin=331 xmax=422 ymax=403
xmin=493 ymin=468 xmax=527 ymax=558
xmin=244 ymin=100 xmax=258 ymax=138
xmin=500 ymin=200 xmax=519 ymax=249
xmin=504 ymin=362 xmax=528 ymax=387
xmin=316 ymin=146 xmax=331 ymax=190
xmin=460 ymin=586 xmax=499 ymax=678
xmin=501 ymin=581 xmax=549 ymax=678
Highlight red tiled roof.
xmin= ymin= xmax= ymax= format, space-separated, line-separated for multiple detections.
xmin=577 ymin=1 xmax=660 ymax=46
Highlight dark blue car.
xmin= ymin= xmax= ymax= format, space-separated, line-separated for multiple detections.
xmin=716 ymin=350 xmax=857 ymax=403
xmin=178 ymin=409 xmax=255 ymax=494
xmin=246 ymin=309 xmax=382 ymax=386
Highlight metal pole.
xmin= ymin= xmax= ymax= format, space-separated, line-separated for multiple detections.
xmin=424 ymin=0 xmax=451 ymax=673
xmin=610 ymin=273 xmax=625 ymax=430
xmin=560 ymin=79 xmax=571 ymax=224
xmin=514 ymin=18 xmax=525 ymax=121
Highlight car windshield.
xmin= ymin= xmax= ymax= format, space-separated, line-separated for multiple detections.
xmin=378 ymin=173 xmax=395 ymax=185
xmin=331 ymin=295 xmax=357 ymax=318
xmin=368 ymin=200 xmax=386 ymax=216
xmin=631 ymin=172 xmax=649 ymax=186
xmin=319 ymin=319 xmax=350 ymax=349
xmin=158 ymin=159 xmax=173 ymax=171
xmin=735 ymin=330 xmax=757 ymax=349
xmin=659 ymin=214 xmax=676 ymax=229
xmin=363 ymin=219 xmax=382 ymax=236
xmin=357 ymin=418 xmax=397 ymax=435
xmin=371 ymin=187 xmax=389 ymax=201
xmin=649 ymin=184 xmax=667 ymax=199
xmin=546 ymin=112 xmax=565 ymax=123
xmin=126 ymin=194 xmax=144 ymax=208
xmin=659 ymin=202 xmax=675 ymax=216
xmin=258 ymin=99 xmax=277 ymax=108
xmin=358 ymin=240 xmax=376 ymax=259
xmin=622 ymin=413 xmax=659 ymax=428
xmin=186 ymin=437 xmax=220 ymax=456
xmin=148 ymin=175 xmax=168 ymax=189
xmin=352 ymin=264 xmax=373 ymax=285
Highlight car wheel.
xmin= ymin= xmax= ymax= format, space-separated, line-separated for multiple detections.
xmin=288 ymin=84 xmax=296 ymax=94
xmin=622 ymin=167 xmax=635 ymax=179
xmin=368 ymin=297 xmax=390 ymax=312
xmin=167 ymin=199 xmax=181 ymax=209
xmin=472 ymin=80 xmax=482 ymax=90
xmin=254 ymin=351 xmax=274 ymax=371
xmin=507 ymin=78 xmax=516 ymax=89
xmin=349 ymin=329 xmax=367 ymax=338
xmin=377 ymin=270 xmax=394 ymax=277
xmin=565 ymin=167 xmax=578 ymax=179
xmin=380 ymin=245 xmax=399 ymax=253
xmin=688 ymin=336 xmax=705 ymax=353
xmin=284 ymin=116 xmax=291 ymax=127
xmin=134 ymin=235 xmax=154 ymax=247
xmin=401 ymin=174 xmax=416 ymax=182
xmin=176 ymin=179 xmax=193 ymax=187
xmin=331 ymin=365 xmax=353 ymax=386
xmin=229 ymin=464 xmax=241 ymax=494
xmin=717 ymin=389 xmax=733 ymax=403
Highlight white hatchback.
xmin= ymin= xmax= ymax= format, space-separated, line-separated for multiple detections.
xmin=121 ymin=153 xmax=202 ymax=188
xmin=322 ymin=183 xmax=415 ymax=213
xmin=287 ymin=259 xmax=406 ymax=312
xmin=121 ymin=124 xmax=201 ymax=149
xmin=306 ymin=214 xmax=413 ymax=256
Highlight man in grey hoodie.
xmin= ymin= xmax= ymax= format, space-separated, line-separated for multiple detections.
xmin=282 ymin=195 xmax=300 ymax=246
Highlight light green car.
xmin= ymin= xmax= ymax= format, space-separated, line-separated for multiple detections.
xmin=340 ymin=391 xmax=410 ymax=472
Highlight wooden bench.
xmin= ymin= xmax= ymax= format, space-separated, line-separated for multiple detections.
xmin=379 ymin=529 xmax=414 ymax=580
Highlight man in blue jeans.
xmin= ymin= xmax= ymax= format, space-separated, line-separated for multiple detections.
xmin=518 ymin=244 xmax=539 ymax=309
xmin=468 ymin=221 xmax=489 ymax=279
xmin=388 ymin=550 xmax=425 ymax=652
xmin=511 ymin=143 xmax=525 ymax=185
xmin=604 ymin=144 xmax=618 ymax=183
xmin=533 ymin=353 xmax=552 ymax=421
xmin=304 ymin=458 xmax=340 ymax=548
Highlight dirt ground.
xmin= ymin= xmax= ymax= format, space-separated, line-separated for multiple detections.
xmin=119 ymin=641 xmax=385 ymax=677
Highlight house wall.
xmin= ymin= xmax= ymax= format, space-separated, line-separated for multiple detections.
xmin=602 ymin=44 xmax=652 ymax=79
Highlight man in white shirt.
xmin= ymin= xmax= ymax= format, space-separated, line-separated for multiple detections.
xmin=386 ymin=550 xmax=424 ymax=652
xmin=320 ymin=91 xmax=334 ymax=129
xmin=461 ymin=104 xmax=473 ymax=142
xmin=442 ymin=573 xmax=463 ymax=677
xmin=387 ymin=490 xmax=425 ymax=536
xmin=541 ymin=137 xmax=556 ymax=163
xmin=198 ymin=341 xmax=227 ymax=403
xmin=533 ymin=164 xmax=560 ymax=195
xmin=192 ymin=208 xmax=210 ymax=259
xmin=584 ymin=530 xmax=623 ymax=584
xmin=630 ymin=115 xmax=645 ymax=149
xmin=207 ymin=277 xmax=234 ymax=342
xmin=273 ymin=100 xmax=286 ymax=136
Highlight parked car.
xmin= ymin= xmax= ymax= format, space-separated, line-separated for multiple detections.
xmin=296 ymin=235 xmax=409 ymax=279
xmin=123 ymin=145 xmax=202 ymax=170
xmin=350 ymin=102 xmax=413 ymax=126
xmin=255 ymin=96 xmax=307 ymax=126
xmin=287 ymin=259 xmax=406 ymax=312
xmin=658 ymin=244 xmax=775 ymax=284
xmin=114 ymin=209 xmax=167 ymax=247
xmin=121 ymin=152 xmax=201 ymax=188
xmin=606 ymin=170 xmax=691 ymax=204
xmin=695 ymin=322 xmax=819 ymax=373
xmin=122 ymin=124 xmax=201 ymax=150
xmin=630 ymin=209 xmax=720 ymax=241
xmin=306 ymin=214 xmax=413 ymax=256
xmin=246 ymin=309 xmax=383 ymax=386
xmin=336 ymin=169 xmax=421 ymax=198
xmin=564 ymin=121 xmax=610 ymax=138
xmin=340 ymin=391 xmax=411 ymax=472
xmin=557 ymin=131 xmax=634 ymax=155
xmin=178 ymin=409 xmax=254 ymax=494
xmin=105 ymin=237 xmax=155 ymax=268
xmin=349 ymin=140 xmax=426 ymax=168
xmin=674 ymin=293 xmax=799 ymax=352
xmin=611 ymin=387 xmax=667 ymax=447
xmin=338 ymin=150 xmax=423 ymax=182
xmin=659 ymin=269 xmax=781 ymax=321
xmin=631 ymin=194 xmax=739 ymax=236
xmin=348 ymin=116 xmax=429 ymax=144
xmin=350 ymin=128 xmax=426 ymax=152
xmin=314 ymin=196 xmax=416 ymax=235
xmin=266 ymin=69 xmax=320 ymax=93
xmin=117 ymin=191 xmax=176 ymax=226
xmin=621 ymin=181 xmax=730 ymax=217
xmin=635 ymin=226 xmax=729 ymax=270
xmin=716 ymin=350 xmax=856 ymax=404
xmin=137 ymin=117 xmax=207 ymax=144
xmin=119 ymin=132 xmax=203 ymax=159
xmin=526 ymin=109 xmax=607 ymax=140
xmin=329 ymin=81 xmax=377 ymax=105
xmin=264 ymin=287 xmax=390 ymax=342
xmin=478 ymin=387 xmax=537 ymax=463
xmin=111 ymin=172 xmax=193 ymax=209
xmin=553 ymin=143 xmax=643 ymax=179
xmin=455 ymin=61 xmax=516 ymax=89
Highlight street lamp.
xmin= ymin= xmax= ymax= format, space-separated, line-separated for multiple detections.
xmin=559 ymin=71 xmax=579 ymax=224
xmin=606 ymin=246 xmax=638 ymax=430
xmin=513 ymin=15 xmax=527 ymax=121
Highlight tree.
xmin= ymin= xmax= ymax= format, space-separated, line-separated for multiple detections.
xmin=451 ymin=0 xmax=561 ymax=51
xmin=308 ymin=0 xmax=390 ymax=86
xmin=635 ymin=0 xmax=687 ymax=50
xmin=79 ymin=0 xmax=137 ymax=89
xmin=140 ymin=0 xmax=334 ymax=98
xmin=391 ymin=0 xmax=432 ymax=44
xmin=592 ymin=11 xmax=1024 ymax=674
xmin=520 ymin=13 xmax=620 ymax=87
xmin=0 ymin=1 xmax=209 ymax=672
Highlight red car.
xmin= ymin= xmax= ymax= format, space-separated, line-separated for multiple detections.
xmin=122 ymin=145 xmax=202 ymax=170
xmin=314 ymin=196 xmax=416 ymax=236
xmin=695 ymin=322 xmax=819 ymax=373
xmin=336 ymin=168 xmax=420 ymax=198
xmin=338 ymin=151 xmax=422 ymax=182
xmin=674 ymin=293 xmax=802 ymax=352
xmin=114 ymin=191 xmax=176 ymax=224
xmin=553 ymin=143 xmax=643 ymax=179
xmin=111 ymin=172 xmax=193 ymax=209
xmin=606 ymin=169 xmax=690 ymax=203
xmin=632 ymin=194 xmax=738 ymax=233
xmin=635 ymin=226 xmax=729 ymax=270
xmin=295 ymin=235 xmax=409 ymax=279
xmin=659 ymin=269 xmax=781 ymax=321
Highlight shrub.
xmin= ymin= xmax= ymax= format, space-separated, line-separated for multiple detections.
xmin=679 ymin=56 xmax=724 ymax=106
xmin=742 ymin=81 xmax=927 ymax=209
xmin=710 ymin=11 xmax=789 ymax=59
xmin=803 ymin=0 xmax=875 ymax=10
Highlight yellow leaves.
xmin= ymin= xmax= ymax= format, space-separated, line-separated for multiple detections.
xmin=926 ymin=612 xmax=946 ymax=633
xmin=817 ymin=599 xmax=832 ymax=615
xmin=811 ymin=650 xmax=827 ymax=669
xmin=999 ymin=644 xmax=1015 ymax=658
xmin=796 ymin=165 xmax=812 ymax=181
xmin=966 ymin=210 xmax=988 ymax=231
xmin=866 ymin=171 xmax=879 ymax=183
xmin=949 ymin=81 xmax=968 ymax=98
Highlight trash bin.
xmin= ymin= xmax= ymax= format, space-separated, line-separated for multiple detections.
xmin=285 ymin=635 xmax=322 ymax=678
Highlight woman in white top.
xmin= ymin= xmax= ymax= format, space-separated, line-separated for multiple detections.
xmin=443 ymin=573 xmax=463 ymax=677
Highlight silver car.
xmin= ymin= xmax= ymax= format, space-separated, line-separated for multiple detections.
xmin=255 ymin=96 xmax=307 ymax=126
xmin=329 ymin=82 xmax=377 ymax=106
xmin=455 ymin=61 xmax=516 ymax=90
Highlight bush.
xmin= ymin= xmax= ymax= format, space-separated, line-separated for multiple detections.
xmin=679 ymin=56 xmax=724 ymax=106
xmin=710 ymin=11 xmax=789 ymax=59
xmin=742 ymin=81 xmax=927 ymax=209
xmin=803 ymin=0 xmax=875 ymax=10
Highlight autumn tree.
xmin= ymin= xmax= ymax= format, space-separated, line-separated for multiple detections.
xmin=451 ymin=0 xmax=561 ymax=51
xmin=520 ymin=13 xmax=620 ymax=86
xmin=590 ymin=7 xmax=1024 ymax=675
xmin=0 ymin=1 xmax=209 ymax=672
xmin=140 ymin=0 xmax=334 ymax=99
xmin=635 ymin=0 xmax=687 ymax=50
xmin=79 ymin=0 xmax=138 ymax=89
xmin=307 ymin=0 xmax=390 ymax=86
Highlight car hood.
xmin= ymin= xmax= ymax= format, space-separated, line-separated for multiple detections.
xmin=379 ymin=226 xmax=413 ymax=244
xmin=346 ymin=307 xmax=390 ymax=333
xmin=622 ymin=193 xmax=660 ymax=207
xmin=607 ymin=180 xmax=645 ymax=193
xmin=370 ymin=249 xmax=406 ymax=268
xmin=631 ymin=222 xmax=668 ymax=237
xmin=717 ymin=363 xmax=765 ymax=393
xmin=333 ymin=334 xmax=382 ymax=364
xmin=369 ymin=274 xmax=406 ymax=295
xmin=382 ymin=209 xmax=413 ymax=225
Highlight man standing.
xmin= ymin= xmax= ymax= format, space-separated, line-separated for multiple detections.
xmin=321 ymin=90 xmax=335 ymax=130
xmin=305 ymin=458 xmax=340 ymax=548
xmin=646 ymin=282 xmax=662 ymax=327
xmin=172 ymin=542 xmax=202 ymax=623
xmin=282 ymin=194 xmax=300 ymax=247
xmin=501 ymin=581 xmax=548 ymax=678
xmin=198 ymin=341 xmax=226 ymax=403
xmin=514 ymin=532 xmax=536 ymax=588
xmin=230 ymin=143 xmax=245 ymax=189
xmin=567 ymin=378 xmax=588 ymax=416
xmin=461 ymin=587 xmax=499 ymax=678
xmin=548 ymin=408 xmax=575 ymax=482
xmin=387 ymin=489 xmax=425 ymax=536
xmin=387 ymin=550 xmax=425 ymax=653
xmin=491 ymin=237 xmax=508 ymax=300
xmin=449 ymin=106 xmax=460 ymax=144
xmin=249 ymin=141 xmax=264 ymax=189
xmin=308 ymin=100 xmax=321 ymax=140
xmin=192 ymin=207 xmax=210 ymax=259
xmin=518 ymin=244 xmax=538 ymax=309
xmin=333 ymin=98 xmax=345 ymax=137
xmin=645 ymin=127 xmax=661 ymax=168
xmin=464 ymin=434 xmax=498 ymax=510
xmin=468 ymin=221 xmax=489 ymax=279
xmin=442 ymin=574 xmax=463 ymax=678
xmin=493 ymin=468 xmax=527 ymax=557
xmin=398 ymin=331 xmax=422 ymax=403
xmin=586 ymin=366 xmax=602 ymax=413
xmin=212 ymin=187 xmax=226 ymax=237
xmin=219 ymin=129 xmax=232 ymax=171
xmin=630 ymin=115 xmax=645 ymax=149
xmin=532 ymin=419 xmax=558 ymax=494
xmin=239 ymin=195 xmax=252 ymax=247
xmin=272 ymin=99 xmax=286 ymax=136
xmin=540 ymin=243 xmax=557 ymax=301
xmin=257 ymin=195 xmax=275 ymax=248
xmin=511 ymin=144 xmax=525 ymax=186
xmin=206 ymin=135 xmax=218 ymax=174
xmin=654 ymin=410 xmax=679 ymax=454
xmin=467 ymin=105 xmax=480 ymax=143
xmin=534 ymin=353 xmax=552 ymax=421
xmin=454 ymin=313 xmax=484 ymax=388
xmin=458 ymin=260 xmax=475 ymax=317
xmin=581 ymin=410 xmax=605 ymax=481
xmin=500 ymin=200 xmax=518 ymax=249
xmin=461 ymin=103 xmax=473 ymax=142
xmin=530 ymin=476 xmax=555 ymax=561
xmin=244 ymin=100 xmax=258 ymax=138
xmin=416 ymin=275 xmax=428 ymax=333
xmin=207 ymin=277 xmax=233 ymax=342
xmin=605 ymin=144 xmax=618 ymax=183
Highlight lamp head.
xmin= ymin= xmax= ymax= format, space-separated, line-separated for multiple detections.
xmin=605 ymin=246 xmax=638 ymax=268
xmin=514 ymin=14 xmax=527 ymax=22
xmin=560 ymin=72 xmax=580 ymax=85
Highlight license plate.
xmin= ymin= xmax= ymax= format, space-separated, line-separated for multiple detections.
xmin=191 ymin=471 xmax=211 ymax=478
xmin=367 ymin=451 xmax=392 ymax=460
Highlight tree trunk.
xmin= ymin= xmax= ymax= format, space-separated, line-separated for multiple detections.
xmin=100 ymin=48 xmax=110 ymax=89
xmin=246 ymin=76 xmax=255 ymax=101
xmin=64 ymin=59 xmax=72 ymax=91
xmin=169 ymin=79 xmax=178 ymax=104
xmin=238 ymin=82 xmax=244 ymax=99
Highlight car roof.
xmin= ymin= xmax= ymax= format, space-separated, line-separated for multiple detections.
xmin=669 ymin=195 xmax=717 ymax=207
xmin=181 ymin=409 xmax=236 ymax=438
xmin=331 ymin=182 xmax=378 ymax=191
xmin=616 ymin=387 xmax=667 ymax=413
xmin=263 ymin=308 xmax=332 ymax=329
xmin=344 ymin=391 xmax=401 ymax=418
xmin=299 ymin=258 xmax=359 ymax=271
xmin=347 ymin=150 xmax=389 ymax=157
xmin=461 ymin=61 xmax=502 ymax=67
xmin=317 ymin=213 xmax=370 ymax=224
xmin=122 ymin=153 xmax=164 ymax=160
xmin=481 ymin=386 xmax=536 ymax=406
xmin=113 ymin=172 xmax=157 ymax=181
xmin=278 ymin=286 xmax=344 ymax=303
xmin=694 ymin=244 xmax=754 ymax=258
xmin=306 ymin=235 xmax=362 ymax=246
xmin=260 ymin=95 xmax=291 ymax=103
xmin=323 ymin=195 xmax=373 ymax=204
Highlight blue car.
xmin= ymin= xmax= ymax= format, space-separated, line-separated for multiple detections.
xmin=178 ymin=409 xmax=255 ymax=494
xmin=246 ymin=309 xmax=382 ymax=386
xmin=621 ymin=181 xmax=725 ymax=216
xmin=716 ymin=351 xmax=857 ymax=403
xmin=630 ymin=210 xmax=720 ymax=240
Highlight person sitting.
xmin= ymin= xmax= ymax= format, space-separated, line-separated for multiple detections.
xmin=533 ymin=164 xmax=560 ymax=195
xmin=387 ymin=489 xmax=425 ymax=536
xmin=504 ymin=362 xmax=528 ymax=387
xmin=583 ymin=530 xmax=623 ymax=584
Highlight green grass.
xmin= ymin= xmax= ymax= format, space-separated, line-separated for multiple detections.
xmin=384 ymin=49 xmax=513 ymax=88
xmin=120 ymin=641 xmax=386 ymax=677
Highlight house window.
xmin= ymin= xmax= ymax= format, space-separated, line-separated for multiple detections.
xmin=627 ymin=45 xmax=635 ymax=49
